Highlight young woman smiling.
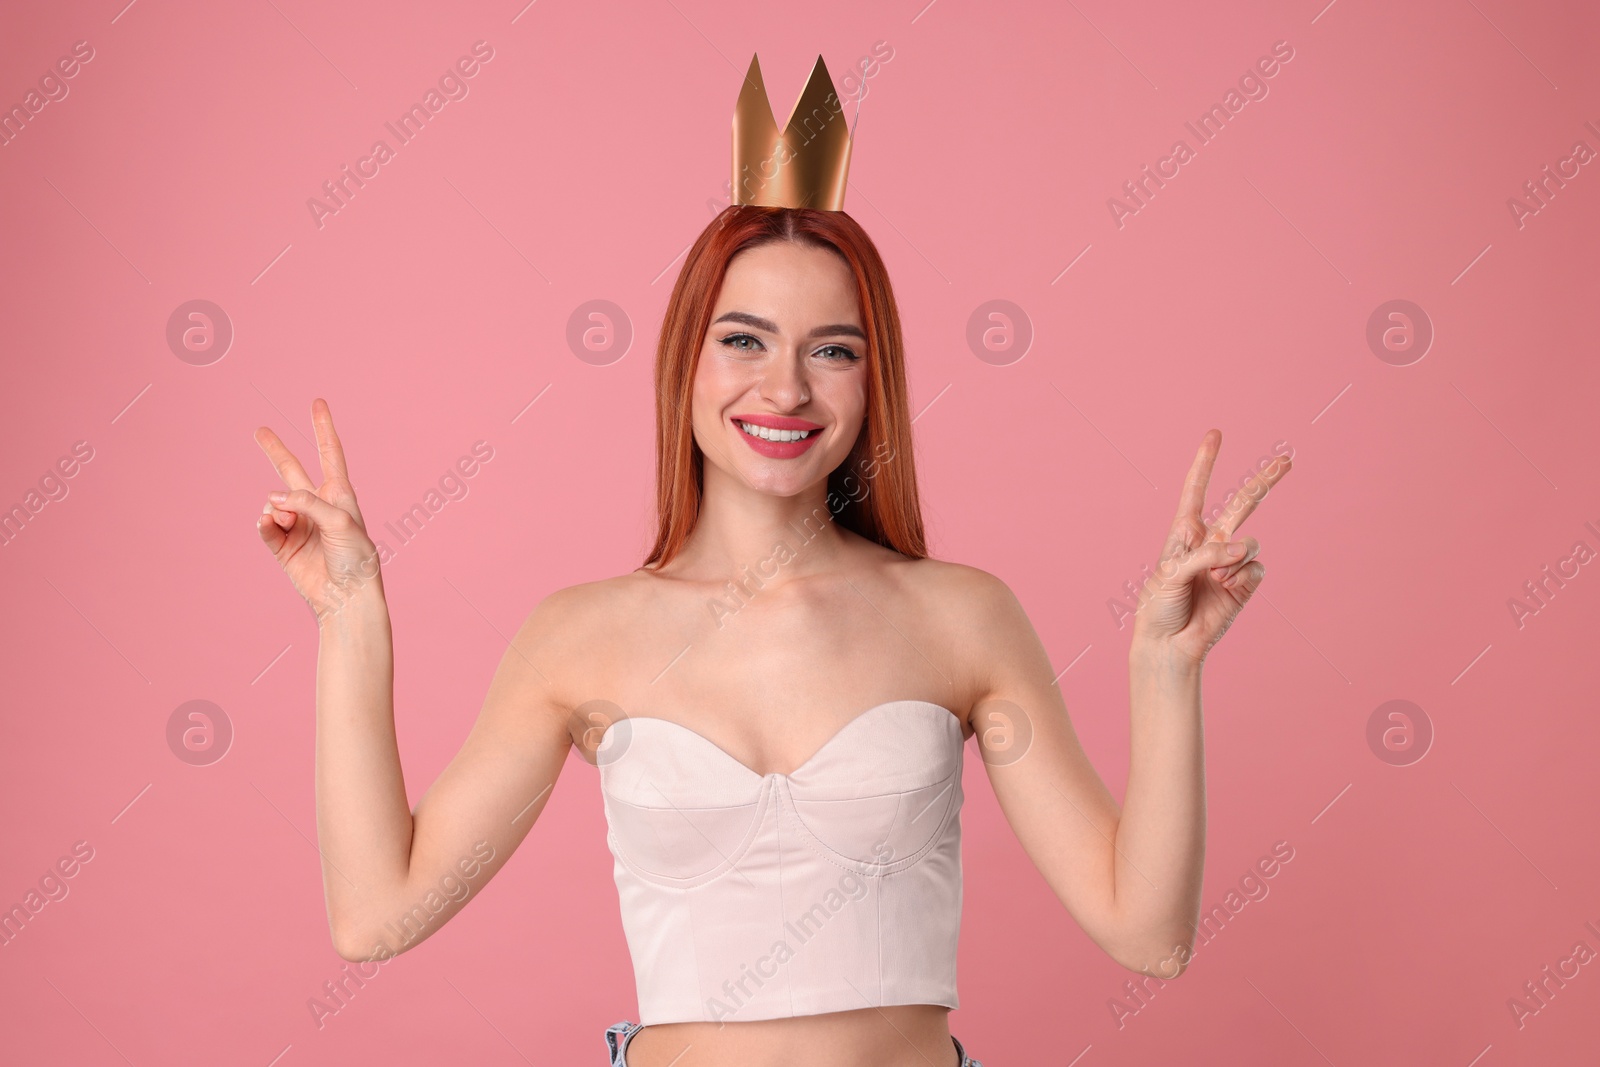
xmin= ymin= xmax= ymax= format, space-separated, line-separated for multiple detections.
xmin=255 ymin=205 xmax=1288 ymax=1066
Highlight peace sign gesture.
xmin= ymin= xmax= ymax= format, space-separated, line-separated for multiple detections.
xmin=1131 ymin=429 xmax=1292 ymax=666
xmin=254 ymin=398 xmax=383 ymax=624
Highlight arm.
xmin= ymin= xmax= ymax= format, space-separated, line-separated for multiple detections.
xmin=316 ymin=582 xmax=575 ymax=962
xmin=958 ymin=569 xmax=1202 ymax=976
xmin=965 ymin=430 xmax=1286 ymax=977
xmin=255 ymin=399 xmax=577 ymax=963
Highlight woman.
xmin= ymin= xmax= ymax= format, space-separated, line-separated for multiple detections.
xmin=254 ymin=71 xmax=1288 ymax=1067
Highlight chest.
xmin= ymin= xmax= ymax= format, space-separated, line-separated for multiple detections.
xmin=578 ymin=577 xmax=972 ymax=777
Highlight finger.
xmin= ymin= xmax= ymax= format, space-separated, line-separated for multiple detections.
xmin=1210 ymin=537 xmax=1260 ymax=580
xmin=1166 ymin=538 xmax=1250 ymax=584
xmin=1174 ymin=429 xmax=1222 ymax=525
xmin=254 ymin=425 xmax=317 ymax=492
xmin=1208 ymin=453 xmax=1292 ymax=541
xmin=1224 ymin=559 xmax=1265 ymax=592
xmin=311 ymin=398 xmax=352 ymax=485
xmin=256 ymin=503 xmax=289 ymax=550
xmin=269 ymin=488 xmax=354 ymax=532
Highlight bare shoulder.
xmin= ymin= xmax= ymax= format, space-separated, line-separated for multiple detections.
xmin=895 ymin=556 xmax=1028 ymax=632
xmin=510 ymin=570 xmax=657 ymax=707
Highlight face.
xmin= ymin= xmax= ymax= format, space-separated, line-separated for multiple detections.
xmin=691 ymin=240 xmax=869 ymax=497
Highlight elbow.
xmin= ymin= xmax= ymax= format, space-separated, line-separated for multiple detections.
xmin=331 ymin=922 xmax=387 ymax=963
xmin=1106 ymin=931 xmax=1195 ymax=980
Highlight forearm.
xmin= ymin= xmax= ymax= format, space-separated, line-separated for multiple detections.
xmin=313 ymin=578 xmax=412 ymax=951
xmin=1110 ymin=637 xmax=1206 ymax=972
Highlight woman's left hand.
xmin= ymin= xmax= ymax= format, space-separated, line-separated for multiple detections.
xmin=1131 ymin=429 xmax=1291 ymax=666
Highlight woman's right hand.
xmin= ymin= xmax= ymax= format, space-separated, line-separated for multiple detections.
xmin=254 ymin=398 xmax=383 ymax=622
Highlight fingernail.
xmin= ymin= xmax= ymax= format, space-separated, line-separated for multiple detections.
xmin=269 ymin=491 xmax=288 ymax=504
xmin=262 ymin=501 xmax=273 ymax=514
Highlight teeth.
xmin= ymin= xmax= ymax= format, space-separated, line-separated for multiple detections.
xmin=739 ymin=421 xmax=814 ymax=443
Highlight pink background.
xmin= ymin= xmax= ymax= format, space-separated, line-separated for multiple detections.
xmin=2 ymin=0 xmax=1597 ymax=1063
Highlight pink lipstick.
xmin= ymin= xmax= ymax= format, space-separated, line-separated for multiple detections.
xmin=732 ymin=413 xmax=823 ymax=460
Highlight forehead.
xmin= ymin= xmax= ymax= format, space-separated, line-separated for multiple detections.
xmin=713 ymin=241 xmax=861 ymax=326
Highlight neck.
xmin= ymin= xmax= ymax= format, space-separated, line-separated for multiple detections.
xmin=668 ymin=460 xmax=848 ymax=586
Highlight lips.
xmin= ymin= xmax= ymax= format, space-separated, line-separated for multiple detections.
xmin=732 ymin=414 xmax=823 ymax=459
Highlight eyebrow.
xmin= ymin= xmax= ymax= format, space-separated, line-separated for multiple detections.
xmin=711 ymin=310 xmax=867 ymax=342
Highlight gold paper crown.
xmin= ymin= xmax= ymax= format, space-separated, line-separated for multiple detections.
xmin=731 ymin=54 xmax=854 ymax=211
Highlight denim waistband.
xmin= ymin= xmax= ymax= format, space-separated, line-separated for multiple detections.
xmin=604 ymin=1019 xmax=983 ymax=1066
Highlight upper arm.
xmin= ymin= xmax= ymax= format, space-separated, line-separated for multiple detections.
xmin=344 ymin=588 xmax=579 ymax=960
xmin=950 ymin=565 xmax=1129 ymax=958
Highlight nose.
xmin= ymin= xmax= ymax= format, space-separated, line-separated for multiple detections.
xmin=758 ymin=349 xmax=810 ymax=410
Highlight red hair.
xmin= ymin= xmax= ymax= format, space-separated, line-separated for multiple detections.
xmin=643 ymin=206 xmax=927 ymax=569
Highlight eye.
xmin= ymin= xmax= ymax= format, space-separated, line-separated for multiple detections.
xmin=816 ymin=344 xmax=860 ymax=362
xmin=717 ymin=332 xmax=763 ymax=352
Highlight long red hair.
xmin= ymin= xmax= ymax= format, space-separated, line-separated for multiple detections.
xmin=643 ymin=206 xmax=926 ymax=569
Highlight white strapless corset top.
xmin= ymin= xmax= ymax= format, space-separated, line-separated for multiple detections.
xmin=598 ymin=699 xmax=966 ymax=1025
